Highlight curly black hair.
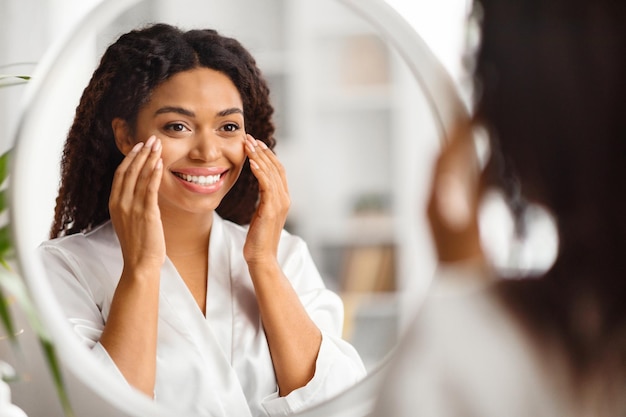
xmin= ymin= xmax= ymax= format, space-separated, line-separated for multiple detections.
xmin=50 ymin=23 xmax=275 ymax=238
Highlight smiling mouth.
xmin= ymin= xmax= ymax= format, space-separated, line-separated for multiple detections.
xmin=174 ymin=172 xmax=223 ymax=186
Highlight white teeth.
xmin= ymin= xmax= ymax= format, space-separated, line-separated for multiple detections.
xmin=177 ymin=173 xmax=220 ymax=185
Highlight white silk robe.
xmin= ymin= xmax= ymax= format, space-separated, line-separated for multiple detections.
xmin=39 ymin=213 xmax=366 ymax=417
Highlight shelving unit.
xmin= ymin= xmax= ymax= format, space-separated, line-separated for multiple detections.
xmin=275 ymin=0 xmax=416 ymax=369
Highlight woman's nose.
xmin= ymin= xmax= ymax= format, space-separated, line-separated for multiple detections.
xmin=189 ymin=131 xmax=221 ymax=161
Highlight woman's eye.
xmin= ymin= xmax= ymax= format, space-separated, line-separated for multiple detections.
xmin=165 ymin=123 xmax=188 ymax=132
xmin=222 ymin=123 xmax=240 ymax=133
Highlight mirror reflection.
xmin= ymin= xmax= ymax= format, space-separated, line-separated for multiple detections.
xmin=8 ymin=0 xmax=442 ymax=415
xmin=106 ymin=0 xmax=439 ymax=372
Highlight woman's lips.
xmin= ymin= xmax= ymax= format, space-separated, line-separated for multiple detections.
xmin=171 ymin=168 xmax=228 ymax=193
xmin=173 ymin=172 xmax=222 ymax=186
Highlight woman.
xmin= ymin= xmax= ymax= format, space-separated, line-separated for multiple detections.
xmin=374 ymin=0 xmax=626 ymax=415
xmin=40 ymin=23 xmax=365 ymax=417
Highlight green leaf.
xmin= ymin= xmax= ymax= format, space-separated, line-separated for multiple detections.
xmin=0 ymin=75 xmax=30 ymax=88
xmin=0 ymin=267 xmax=74 ymax=415
xmin=0 ymin=150 xmax=9 ymax=186
xmin=40 ymin=340 xmax=75 ymax=417
xmin=0 ymin=287 xmax=17 ymax=346
xmin=0 ymin=75 xmax=31 ymax=81
xmin=0 ymin=226 xmax=12 ymax=260
xmin=0 ymin=190 xmax=5 ymax=213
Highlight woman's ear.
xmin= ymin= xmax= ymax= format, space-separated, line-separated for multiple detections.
xmin=111 ymin=118 xmax=134 ymax=155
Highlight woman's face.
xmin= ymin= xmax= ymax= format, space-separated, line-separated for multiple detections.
xmin=130 ymin=67 xmax=247 ymax=218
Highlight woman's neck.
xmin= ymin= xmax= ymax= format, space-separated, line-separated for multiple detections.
xmin=160 ymin=209 xmax=214 ymax=257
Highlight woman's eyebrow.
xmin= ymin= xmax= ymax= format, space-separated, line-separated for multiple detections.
xmin=155 ymin=106 xmax=195 ymax=117
xmin=154 ymin=106 xmax=243 ymax=118
xmin=217 ymin=107 xmax=244 ymax=117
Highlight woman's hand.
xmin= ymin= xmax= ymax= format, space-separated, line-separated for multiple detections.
xmin=242 ymin=134 xmax=321 ymax=395
xmin=102 ymin=135 xmax=164 ymax=395
xmin=109 ymin=135 xmax=165 ymax=272
xmin=243 ymin=134 xmax=290 ymax=266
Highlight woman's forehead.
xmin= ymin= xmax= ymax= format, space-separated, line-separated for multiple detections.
xmin=145 ymin=68 xmax=243 ymax=113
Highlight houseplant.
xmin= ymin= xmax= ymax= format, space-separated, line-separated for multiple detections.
xmin=0 ymin=72 xmax=73 ymax=416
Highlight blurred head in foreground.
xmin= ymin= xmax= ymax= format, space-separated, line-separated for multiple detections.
xmin=417 ymin=0 xmax=626 ymax=414
xmin=433 ymin=0 xmax=626 ymax=331
xmin=475 ymin=0 xmax=626 ymax=343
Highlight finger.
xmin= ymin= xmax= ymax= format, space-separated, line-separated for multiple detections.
xmin=116 ymin=135 xmax=158 ymax=203
xmin=110 ymin=141 xmax=144 ymax=200
xmin=246 ymin=136 xmax=290 ymax=211
xmin=247 ymin=144 xmax=290 ymax=218
xmin=245 ymin=135 xmax=271 ymax=185
xmin=244 ymin=134 xmax=257 ymax=156
xmin=249 ymin=157 xmax=272 ymax=193
xmin=256 ymin=140 xmax=289 ymax=193
xmin=249 ymin=138 xmax=288 ymax=198
xmin=246 ymin=136 xmax=278 ymax=173
xmin=145 ymin=158 xmax=163 ymax=208
xmin=248 ymin=152 xmax=275 ymax=194
xmin=122 ymin=136 xmax=156 ymax=197
xmin=134 ymin=138 xmax=163 ymax=201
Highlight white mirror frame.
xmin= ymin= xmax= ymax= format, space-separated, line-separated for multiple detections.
xmin=9 ymin=0 xmax=465 ymax=415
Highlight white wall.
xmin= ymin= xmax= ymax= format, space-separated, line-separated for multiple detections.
xmin=386 ymin=0 xmax=472 ymax=107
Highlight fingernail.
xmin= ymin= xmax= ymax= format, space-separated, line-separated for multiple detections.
xmin=152 ymin=138 xmax=161 ymax=152
xmin=145 ymin=135 xmax=156 ymax=148
xmin=131 ymin=142 xmax=144 ymax=153
xmin=155 ymin=158 xmax=163 ymax=170
xmin=246 ymin=141 xmax=256 ymax=153
xmin=249 ymin=159 xmax=260 ymax=170
xmin=257 ymin=140 xmax=268 ymax=150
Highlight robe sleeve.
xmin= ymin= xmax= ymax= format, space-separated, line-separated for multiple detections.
xmin=37 ymin=241 xmax=130 ymax=386
xmin=260 ymin=235 xmax=367 ymax=416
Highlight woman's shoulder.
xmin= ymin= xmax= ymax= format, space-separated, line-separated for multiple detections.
xmin=378 ymin=278 xmax=574 ymax=416
xmin=39 ymin=221 xmax=116 ymax=255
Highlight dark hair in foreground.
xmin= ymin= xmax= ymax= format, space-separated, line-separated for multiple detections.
xmin=50 ymin=23 xmax=275 ymax=237
xmin=475 ymin=0 xmax=626 ymax=408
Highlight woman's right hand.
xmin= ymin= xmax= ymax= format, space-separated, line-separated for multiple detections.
xmin=108 ymin=135 xmax=165 ymax=272
xmin=103 ymin=135 xmax=164 ymax=394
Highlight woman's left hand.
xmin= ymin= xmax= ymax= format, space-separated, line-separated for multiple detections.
xmin=243 ymin=134 xmax=290 ymax=266
xmin=242 ymin=135 xmax=322 ymax=396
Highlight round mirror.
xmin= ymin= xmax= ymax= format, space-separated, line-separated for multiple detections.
xmin=9 ymin=0 xmax=463 ymax=415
